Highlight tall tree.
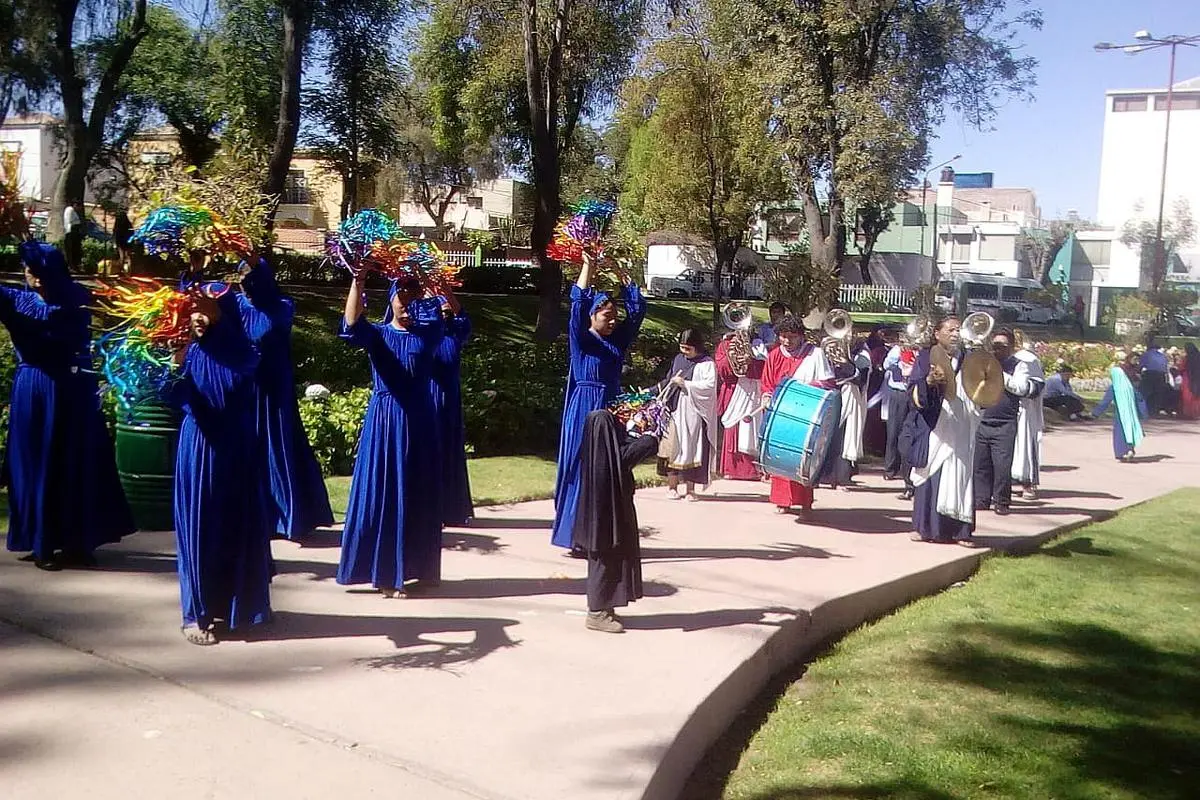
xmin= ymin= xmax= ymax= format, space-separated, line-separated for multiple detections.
xmin=456 ymin=0 xmax=646 ymax=337
xmin=214 ymin=0 xmax=284 ymax=152
xmin=46 ymin=0 xmax=150 ymax=240
xmin=1121 ymin=199 xmax=1197 ymax=293
xmin=118 ymin=4 xmax=223 ymax=170
xmin=0 ymin=1 xmax=53 ymax=130
xmin=746 ymin=0 xmax=1040 ymax=285
xmin=262 ymin=0 xmax=313 ymax=205
xmin=853 ymin=201 xmax=896 ymax=285
xmin=304 ymin=2 xmax=402 ymax=221
xmin=618 ymin=1 xmax=785 ymax=327
xmin=386 ymin=2 xmax=498 ymax=235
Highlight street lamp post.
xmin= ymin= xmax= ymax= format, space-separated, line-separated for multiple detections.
xmin=920 ymin=155 xmax=961 ymax=272
xmin=1095 ymin=32 xmax=1200 ymax=292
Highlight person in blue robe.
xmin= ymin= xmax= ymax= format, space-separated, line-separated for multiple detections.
xmin=3 ymin=242 xmax=133 ymax=570
xmin=1092 ymin=365 xmax=1148 ymax=461
xmin=235 ymin=257 xmax=334 ymax=538
xmin=431 ymin=292 xmax=473 ymax=527
xmin=551 ymin=255 xmax=646 ymax=553
xmin=337 ymin=275 xmax=445 ymax=596
xmin=172 ymin=286 xmax=273 ymax=645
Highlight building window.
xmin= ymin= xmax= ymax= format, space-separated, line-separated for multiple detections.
xmin=1112 ymin=95 xmax=1148 ymax=112
xmin=465 ymin=196 xmax=483 ymax=209
xmin=283 ymin=169 xmax=310 ymax=205
xmin=1077 ymin=239 xmax=1111 ymax=267
xmin=1154 ymin=92 xmax=1200 ymax=111
xmin=949 ymin=233 xmax=972 ymax=263
xmin=978 ymin=233 xmax=1015 ymax=261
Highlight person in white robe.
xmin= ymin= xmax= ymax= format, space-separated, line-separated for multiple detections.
xmin=907 ymin=317 xmax=984 ymax=547
xmin=658 ymin=329 xmax=719 ymax=501
xmin=1011 ymin=340 xmax=1046 ymax=500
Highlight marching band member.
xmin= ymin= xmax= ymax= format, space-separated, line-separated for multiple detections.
xmin=973 ymin=327 xmax=1041 ymax=516
xmin=818 ymin=338 xmax=870 ymax=490
xmin=758 ymin=313 xmax=835 ymax=515
xmin=715 ymin=312 xmax=764 ymax=481
xmin=908 ymin=316 xmax=983 ymax=547
xmin=1010 ymin=331 xmax=1046 ymax=501
xmin=656 ymin=329 xmax=718 ymax=501
xmin=551 ymin=254 xmax=645 ymax=553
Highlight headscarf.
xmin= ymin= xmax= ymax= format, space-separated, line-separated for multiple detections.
xmin=1109 ymin=365 xmax=1144 ymax=449
xmin=590 ymin=292 xmax=613 ymax=316
xmin=1185 ymin=343 xmax=1200 ymax=395
xmin=381 ymin=276 xmax=421 ymax=325
xmin=18 ymin=241 xmax=73 ymax=299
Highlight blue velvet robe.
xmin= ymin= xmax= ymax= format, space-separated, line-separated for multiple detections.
xmin=173 ymin=292 xmax=273 ymax=630
xmin=2 ymin=245 xmax=133 ymax=561
xmin=551 ymin=283 xmax=646 ymax=548
xmin=237 ymin=261 xmax=334 ymax=538
xmin=431 ymin=312 xmax=473 ymax=526
xmin=337 ymin=313 xmax=444 ymax=588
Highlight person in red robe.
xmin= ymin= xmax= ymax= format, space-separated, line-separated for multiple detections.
xmin=714 ymin=332 xmax=764 ymax=480
xmin=1180 ymin=343 xmax=1200 ymax=420
xmin=758 ymin=313 xmax=834 ymax=514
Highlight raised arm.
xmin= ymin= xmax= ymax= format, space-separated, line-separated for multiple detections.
xmin=576 ymin=252 xmax=596 ymax=291
xmin=344 ymin=274 xmax=367 ymax=328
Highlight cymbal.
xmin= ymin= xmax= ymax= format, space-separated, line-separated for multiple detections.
xmin=962 ymin=351 xmax=1005 ymax=408
xmin=930 ymin=344 xmax=956 ymax=401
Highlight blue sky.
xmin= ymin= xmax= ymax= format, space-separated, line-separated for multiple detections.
xmin=933 ymin=0 xmax=1200 ymax=221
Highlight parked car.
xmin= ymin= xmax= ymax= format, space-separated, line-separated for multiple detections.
xmin=648 ymin=269 xmax=765 ymax=301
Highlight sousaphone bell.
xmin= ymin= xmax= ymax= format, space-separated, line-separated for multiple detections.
xmin=960 ymin=311 xmax=1004 ymax=408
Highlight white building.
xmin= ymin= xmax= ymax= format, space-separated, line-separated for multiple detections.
xmin=0 ymin=114 xmax=64 ymax=205
xmin=392 ymin=178 xmax=533 ymax=236
xmin=1094 ymin=75 xmax=1200 ymax=291
xmin=932 ymin=172 xmax=1026 ymax=279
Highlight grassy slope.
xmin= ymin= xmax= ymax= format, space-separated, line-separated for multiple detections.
xmin=691 ymin=488 xmax=1200 ymax=800
xmin=324 ymin=456 xmax=661 ymax=518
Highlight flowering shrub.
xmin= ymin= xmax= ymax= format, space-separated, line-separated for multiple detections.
xmin=1031 ymin=341 xmax=1119 ymax=378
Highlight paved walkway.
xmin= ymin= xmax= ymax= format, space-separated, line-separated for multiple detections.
xmin=2 ymin=418 xmax=1197 ymax=800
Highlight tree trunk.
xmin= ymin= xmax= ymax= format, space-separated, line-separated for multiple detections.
xmin=858 ymin=242 xmax=875 ymax=285
xmin=48 ymin=0 xmax=147 ymax=241
xmin=263 ymin=0 xmax=309 ymax=206
xmin=712 ymin=238 xmax=738 ymax=331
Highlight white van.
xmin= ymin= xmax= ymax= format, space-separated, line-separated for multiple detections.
xmin=647 ymin=270 xmax=765 ymax=300
xmin=935 ymin=273 xmax=1059 ymax=324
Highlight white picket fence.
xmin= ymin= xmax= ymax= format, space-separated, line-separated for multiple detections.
xmin=838 ymin=284 xmax=912 ymax=310
xmin=482 ymin=256 xmax=533 ymax=269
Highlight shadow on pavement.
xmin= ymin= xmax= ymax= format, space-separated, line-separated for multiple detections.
xmin=640 ymin=543 xmax=843 ymax=562
xmin=623 ymin=606 xmax=800 ymax=633
xmin=804 ymin=508 xmax=913 ymax=534
xmin=404 ymin=576 xmax=678 ymax=600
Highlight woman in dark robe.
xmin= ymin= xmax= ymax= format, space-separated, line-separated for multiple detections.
xmin=172 ymin=285 xmax=273 ymax=645
xmin=552 ymin=254 xmax=645 ymax=553
xmin=861 ymin=327 xmax=888 ymax=456
xmin=573 ymin=409 xmax=660 ymax=633
xmin=431 ymin=292 xmax=473 ymax=527
xmin=337 ymin=275 xmax=444 ymax=597
xmin=4 ymin=242 xmax=133 ymax=570
xmin=236 ymin=257 xmax=334 ymax=539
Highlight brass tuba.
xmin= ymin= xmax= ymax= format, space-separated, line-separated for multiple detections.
xmin=722 ymin=301 xmax=754 ymax=377
xmin=904 ymin=314 xmax=933 ymax=348
xmin=821 ymin=308 xmax=854 ymax=364
xmin=960 ymin=311 xmax=1004 ymax=407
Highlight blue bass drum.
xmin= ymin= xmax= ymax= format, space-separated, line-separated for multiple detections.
xmin=758 ymin=379 xmax=842 ymax=486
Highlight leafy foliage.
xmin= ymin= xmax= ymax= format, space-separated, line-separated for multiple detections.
xmin=1120 ymin=198 xmax=1197 ymax=293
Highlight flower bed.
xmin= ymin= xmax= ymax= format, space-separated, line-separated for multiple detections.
xmin=1031 ymin=341 xmax=1119 ymax=379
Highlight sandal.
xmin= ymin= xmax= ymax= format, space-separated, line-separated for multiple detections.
xmin=181 ymin=625 xmax=218 ymax=646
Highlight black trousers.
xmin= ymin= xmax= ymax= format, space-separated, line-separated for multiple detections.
xmin=974 ymin=419 xmax=1017 ymax=509
xmin=884 ymin=387 xmax=908 ymax=478
xmin=1043 ymin=395 xmax=1084 ymax=417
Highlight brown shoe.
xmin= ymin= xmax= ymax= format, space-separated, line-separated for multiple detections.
xmin=586 ymin=610 xmax=625 ymax=634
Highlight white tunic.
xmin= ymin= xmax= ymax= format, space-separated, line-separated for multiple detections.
xmin=670 ymin=360 xmax=719 ymax=479
xmin=720 ymin=376 xmax=762 ymax=457
xmin=910 ymin=356 xmax=981 ymax=523
xmin=1011 ymin=349 xmax=1045 ymax=484
xmin=840 ymin=351 xmax=871 ymax=462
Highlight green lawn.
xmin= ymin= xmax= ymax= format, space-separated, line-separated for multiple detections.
xmin=690 ymin=488 xmax=1200 ymax=800
xmin=323 ymin=454 xmax=662 ymax=518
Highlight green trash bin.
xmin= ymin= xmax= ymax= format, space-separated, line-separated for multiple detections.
xmin=115 ymin=402 xmax=181 ymax=531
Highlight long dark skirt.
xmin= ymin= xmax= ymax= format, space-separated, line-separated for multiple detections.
xmin=587 ymin=551 xmax=644 ymax=612
xmin=912 ymin=468 xmax=974 ymax=542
